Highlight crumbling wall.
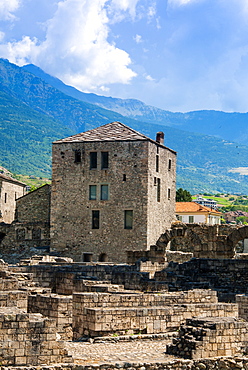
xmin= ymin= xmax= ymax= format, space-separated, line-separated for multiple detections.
xmin=0 ymin=307 xmax=72 ymax=366
xmin=167 ymin=317 xmax=248 ymax=359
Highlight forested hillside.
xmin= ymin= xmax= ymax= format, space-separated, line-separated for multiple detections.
xmin=1 ymin=58 xmax=248 ymax=193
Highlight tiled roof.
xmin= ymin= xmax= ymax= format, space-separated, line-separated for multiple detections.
xmin=55 ymin=122 xmax=148 ymax=143
xmin=176 ymin=202 xmax=221 ymax=214
xmin=54 ymin=122 xmax=176 ymax=153
xmin=0 ymin=173 xmax=26 ymax=186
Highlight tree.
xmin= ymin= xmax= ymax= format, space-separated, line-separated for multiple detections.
xmin=176 ymin=188 xmax=192 ymax=202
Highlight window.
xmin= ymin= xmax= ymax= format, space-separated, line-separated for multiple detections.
xmin=189 ymin=216 xmax=194 ymax=223
xmin=168 ymin=188 xmax=171 ymax=200
xmin=74 ymin=149 xmax=81 ymax=163
xmin=92 ymin=210 xmax=100 ymax=229
xmin=123 ymin=174 xmax=126 ymax=181
xmin=124 ymin=210 xmax=133 ymax=229
xmin=99 ymin=253 xmax=108 ymax=262
xmin=157 ymin=178 xmax=161 ymax=202
xmin=101 ymin=152 xmax=109 ymax=169
xmin=101 ymin=185 xmax=109 ymax=200
xmin=89 ymin=185 xmax=97 ymax=200
xmin=16 ymin=228 xmax=25 ymax=240
xmin=4 ymin=193 xmax=7 ymax=203
xmin=90 ymin=152 xmax=97 ymax=169
xmin=83 ymin=253 xmax=93 ymax=262
xmin=156 ymin=155 xmax=159 ymax=172
xmin=168 ymin=159 xmax=172 ymax=171
xmin=154 ymin=177 xmax=157 ymax=185
xmin=32 ymin=228 xmax=41 ymax=240
xmin=177 ymin=215 xmax=183 ymax=221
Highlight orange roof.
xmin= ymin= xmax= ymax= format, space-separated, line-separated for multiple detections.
xmin=176 ymin=202 xmax=221 ymax=215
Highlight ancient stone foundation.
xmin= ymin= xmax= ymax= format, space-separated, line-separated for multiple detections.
xmin=72 ymin=290 xmax=238 ymax=339
xmin=0 ymin=307 xmax=72 ymax=366
xmin=167 ymin=317 xmax=248 ymax=359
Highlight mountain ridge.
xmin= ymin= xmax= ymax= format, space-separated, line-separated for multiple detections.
xmin=23 ymin=63 xmax=248 ymax=146
xmin=0 ymin=58 xmax=248 ymax=193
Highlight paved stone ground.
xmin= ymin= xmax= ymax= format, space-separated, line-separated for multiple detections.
xmin=65 ymin=338 xmax=178 ymax=365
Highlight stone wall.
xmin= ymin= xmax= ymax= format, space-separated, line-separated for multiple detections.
xmin=28 ymin=293 xmax=73 ymax=340
xmin=16 ymin=184 xmax=51 ymax=223
xmin=236 ymin=294 xmax=248 ymax=321
xmin=167 ymin=317 xmax=248 ymax=359
xmin=0 ymin=221 xmax=50 ymax=263
xmin=0 ymin=307 xmax=72 ymax=366
xmin=0 ymin=291 xmax=28 ymax=310
xmin=158 ymin=223 xmax=248 ymax=259
xmin=72 ymin=290 xmax=237 ymax=338
xmin=76 ymin=302 xmax=238 ymax=338
xmin=51 ymin=134 xmax=176 ymax=263
xmin=2 ymin=358 xmax=248 ymax=370
xmin=155 ymin=258 xmax=248 ymax=300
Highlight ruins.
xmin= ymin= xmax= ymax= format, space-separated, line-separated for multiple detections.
xmin=1 ymin=122 xmax=248 ymax=368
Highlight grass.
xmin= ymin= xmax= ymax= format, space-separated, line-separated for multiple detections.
xmin=13 ymin=174 xmax=51 ymax=190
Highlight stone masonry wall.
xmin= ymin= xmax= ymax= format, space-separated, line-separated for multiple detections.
xmin=0 ymin=307 xmax=72 ymax=366
xmin=155 ymin=258 xmax=248 ymax=300
xmin=16 ymin=184 xmax=51 ymax=223
xmin=73 ymin=291 xmax=237 ymax=338
xmin=236 ymin=294 xmax=248 ymax=321
xmin=167 ymin=317 xmax=248 ymax=359
xmin=28 ymin=293 xmax=73 ymax=340
xmin=72 ymin=290 xmax=236 ymax=338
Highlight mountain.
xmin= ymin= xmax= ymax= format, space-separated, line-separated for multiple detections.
xmin=23 ymin=64 xmax=248 ymax=146
xmin=1 ymin=58 xmax=248 ymax=193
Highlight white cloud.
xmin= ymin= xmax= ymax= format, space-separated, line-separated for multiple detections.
xmin=110 ymin=0 xmax=139 ymax=18
xmin=145 ymin=74 xmax=154 ymax=81
xmin=0 ymin=0 xmax=21 ymax=21
xmin=0 ymin=0 xmax=138 ymax=93
xmin=134 ymin=34 xmax=142 ymax=43
xmin=167 ymin=0 xmax=200 ymax=7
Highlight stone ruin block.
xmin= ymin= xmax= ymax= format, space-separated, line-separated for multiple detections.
xmin=0 ymin=290 xmax=28 ymax=310
xmin=72 ymin=291 xmax=238 ymax=339
xmin=167 ymin=317 xmax=248 ymax=359
xmin=236 ymin=294 xmax=248 ymax=321
xmin=0 ymin=307 xmax=73 ymax=366
xmin=28 ymin=293 xmax=73 ymax=340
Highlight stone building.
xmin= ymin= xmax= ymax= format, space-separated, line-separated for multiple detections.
xmin=0 ymin=173 xmax=26 ymax=224
xmin=51 ymin=122 xmax=176 ymax=262
xmin=0 ymin=184 xmax=51 ymax=263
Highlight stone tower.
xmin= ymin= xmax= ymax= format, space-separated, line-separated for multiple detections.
xmin=51 ymin=122 xmax=176 ymax=262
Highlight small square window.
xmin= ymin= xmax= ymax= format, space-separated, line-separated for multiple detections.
xmin=101 ymin=185 xmax=109 ymax=200
xmin=189 ymin=216 xmax=194 ymax=223
xmin=90 ymin=152 xmax=97 ymax=169
xmin=92 ymin=210 xmax=100 ymax=229
xmin=101 ymin=152 xmax=109 ymax=169
xmin=124 ymin=210 xmax=133 ymax=229
xmin=89 ymin=185 xmax=97 ymax=200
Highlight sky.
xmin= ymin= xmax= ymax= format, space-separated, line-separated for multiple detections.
xmin=1 ymin=0 xmax=248 ymax=113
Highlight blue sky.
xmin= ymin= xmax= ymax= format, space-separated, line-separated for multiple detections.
xmin=0 ymin=0 xmax=248 ymax=112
